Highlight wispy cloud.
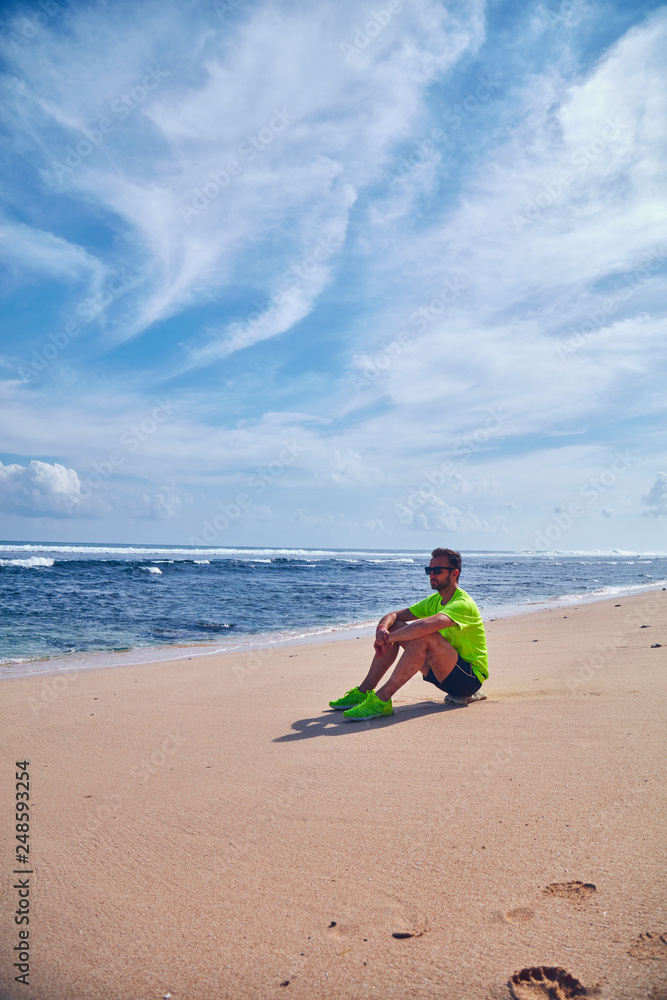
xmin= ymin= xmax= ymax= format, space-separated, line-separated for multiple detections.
xmin=2 ymin=0 xmax=484 ymax=348
xmin=0 ymin=219 xmax=106 ymax=288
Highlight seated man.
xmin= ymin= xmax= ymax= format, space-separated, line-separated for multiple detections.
xmin=329 ymin=547 xmax=488 ymax=721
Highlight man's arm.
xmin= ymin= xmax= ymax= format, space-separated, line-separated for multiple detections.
xmin=384 ymin=611 xmax=457 ymax=644
xmin=377 ymin=607 xmax=417 ymax=629
xmin=373 ymin=608 xmax=417 ymax=654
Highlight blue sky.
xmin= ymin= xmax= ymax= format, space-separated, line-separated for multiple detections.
xmin=1 ymin=0 xmax=665 ymax=551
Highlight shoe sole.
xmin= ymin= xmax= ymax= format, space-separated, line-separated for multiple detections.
xmin=329 ymin=703 xmax=364 ymax=710
xmin=445 ymin=692 xmax=488 ymax=706
xmin=343 ymin=711 xmax=394 ymax=721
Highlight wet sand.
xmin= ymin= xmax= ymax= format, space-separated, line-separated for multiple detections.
xmin=0 ymin=590 xmax=665 ymax=1000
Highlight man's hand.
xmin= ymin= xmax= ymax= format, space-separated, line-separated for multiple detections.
xmin=374 ymin=624 xmax=390 ymax=655
xmin=372 ymin=610 xmax=418 ymax=655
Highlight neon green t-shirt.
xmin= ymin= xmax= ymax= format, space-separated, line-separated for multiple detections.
xmin=409 ymin=587 xmax=489 ymax=683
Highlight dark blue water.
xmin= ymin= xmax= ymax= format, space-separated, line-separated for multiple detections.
xmin=1 ymin=543 xmax=665 ymax=666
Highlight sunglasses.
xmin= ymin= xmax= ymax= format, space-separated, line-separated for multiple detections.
xmin=425 ymin=565 xmax=455 ymax=574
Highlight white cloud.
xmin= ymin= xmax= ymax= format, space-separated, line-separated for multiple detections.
xmin=0 ymin=460 xmax=88 ymax=517
xmin=642 ymin=472 xmax=667 ymax=517
xmin=292 ymin=508 xmax=345 ymax=529
xmin=395 ymin=491 xmax=506 ymax=533
xmin=140 ymin=482 xmax=183 ymax=519
xmin=326 ymin=449 xmax=384 ymax=486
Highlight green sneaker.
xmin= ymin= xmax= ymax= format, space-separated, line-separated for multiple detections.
xmin=329 ymin=686 xmax=367 ymax=710
xmin=343 ymin=690 xmax=394 ymax=721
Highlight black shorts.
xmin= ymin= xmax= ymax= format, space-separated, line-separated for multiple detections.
xmin=423 ymin=653 xmax=482 ymax=698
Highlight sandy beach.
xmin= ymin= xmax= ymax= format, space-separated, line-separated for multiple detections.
xmin=1 ymin=590 xmax=665 ymax=1000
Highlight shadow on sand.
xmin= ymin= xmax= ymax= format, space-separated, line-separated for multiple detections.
xmin=273 ymin=699 xmax=466 ymax=742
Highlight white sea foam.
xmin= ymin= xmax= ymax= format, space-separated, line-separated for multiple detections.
xmin=366 ymin=558 xmax=415 ymax=563
xmin=1 ymin=544 xmax=664 ymax=563
xmin=553 ymin=580 xmax=667 ymax=601
xmin=141 ymin=566 xmax=162 ymax=575
xmin=0 ymin=556 xmax=55 ymax=569
xmin=194 ymin=560 xmax=210 ymax=564
xmin=0 ymin=544 xmax=349 ymax=557
xmin=0 ymin=543 xmax=425 ymax=563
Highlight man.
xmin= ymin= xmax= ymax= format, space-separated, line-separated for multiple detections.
xmin=329 ymin=548 xmax=488 ymax=721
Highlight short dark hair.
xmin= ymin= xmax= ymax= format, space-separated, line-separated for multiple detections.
xmin=431 ymin=548 xmax=461 ymax=574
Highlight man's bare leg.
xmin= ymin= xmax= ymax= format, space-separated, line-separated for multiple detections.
xmin=358 ymin=640 xmax=400 ymax=693
xmin=376 ymin=633 xmax=459 ymax=702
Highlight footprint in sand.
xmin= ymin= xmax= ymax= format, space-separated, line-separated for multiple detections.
xmin=542 ymin=881 xmax=596 ymax=905
xmin=505 ymin=907 xmax=536 ymax=924
xmin=509 ymin=966 xmax=599 ymax=999
xmin=381 ymin=897 xmax=429 ymax=940
xmin=391 ymin=913 xmax=429 ymax=939
xmin=628 ymin=931 xmax=667 ymax=960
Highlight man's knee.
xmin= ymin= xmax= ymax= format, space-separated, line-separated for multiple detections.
xmin=402 ymin=635 xmax=430 ymax=651
xmin=419 ymin=655 xmax=432 ymax=677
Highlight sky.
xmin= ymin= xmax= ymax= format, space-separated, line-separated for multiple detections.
xmin=0 ymin=0 xmax=665 ymax=552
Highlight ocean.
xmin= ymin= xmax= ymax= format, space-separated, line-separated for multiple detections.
xmin=1 ymin=542 xmax=665 ymax=674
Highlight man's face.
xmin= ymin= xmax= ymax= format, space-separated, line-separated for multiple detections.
xmin=427 ymin=558 xmax=457 ymax=591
